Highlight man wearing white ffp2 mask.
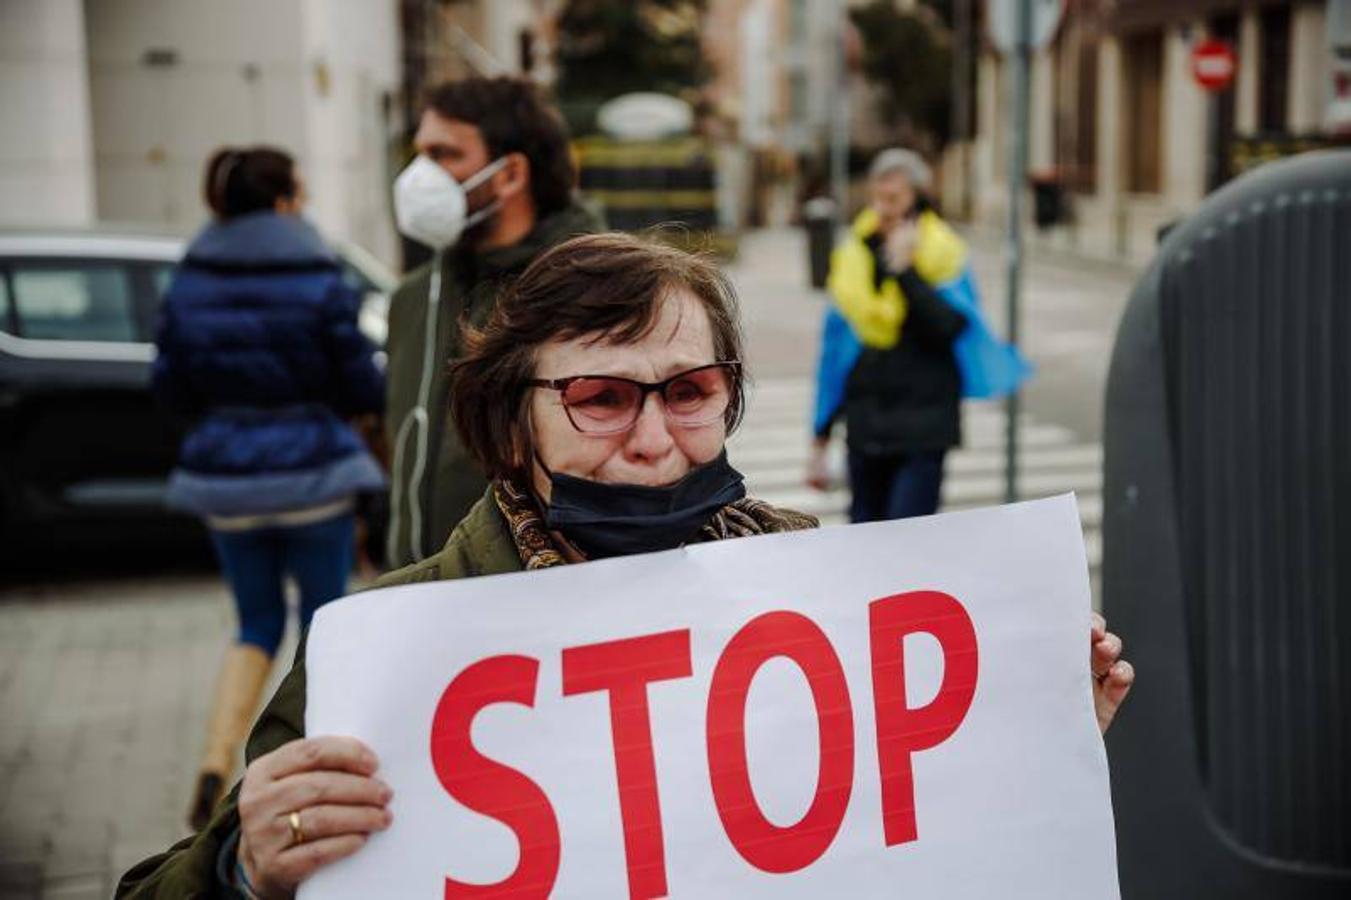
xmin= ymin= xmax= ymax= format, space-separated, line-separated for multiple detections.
xmin=382 ymin=76 xmax=601 ymax=571
xmin=392 ymin=153 xmax=509 ymax=250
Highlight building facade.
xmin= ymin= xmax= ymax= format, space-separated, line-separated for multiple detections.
xmin=965 ymin=0 xmax=1345 ymax=263
xmin=2 ymin=0 xmax=403 ymax=265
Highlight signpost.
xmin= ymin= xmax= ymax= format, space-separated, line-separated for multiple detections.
xmin=987 ymin=0 xmax=1064 ymax=54
xmin=1190 ymin=39 xmax=1237 ymax=92
xmin=986 ymin=0 xmax=1063 ymax=503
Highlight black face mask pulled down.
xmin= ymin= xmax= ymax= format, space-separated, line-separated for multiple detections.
xmin=541 ymin=452 xmax=747 ymax=559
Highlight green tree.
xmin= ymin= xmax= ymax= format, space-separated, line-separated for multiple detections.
xmin=850 ymin=0 xmax=953 ymax=147
xmin=555 ymin=0 xmax=708 ymax=133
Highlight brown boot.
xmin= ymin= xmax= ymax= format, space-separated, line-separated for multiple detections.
xmin=188 ymin=643 xmax=272 ymax=830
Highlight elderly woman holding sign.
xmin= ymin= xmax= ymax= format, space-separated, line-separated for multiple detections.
xmin=118 ymin=234 xmax=1134 ymax=899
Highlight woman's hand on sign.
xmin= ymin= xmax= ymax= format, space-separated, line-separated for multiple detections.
xmin=236 ymin=736 xmax=392 ymax=898
xmin=1090 ymin=612 xmax=1134 ymax=734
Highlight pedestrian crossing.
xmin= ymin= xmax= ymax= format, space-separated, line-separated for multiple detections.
xmin=726 ymin=376 xmax=1104 ymax=572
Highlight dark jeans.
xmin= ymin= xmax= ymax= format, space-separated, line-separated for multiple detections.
xmin=846 ymin=449 xmax=947 ymax=523
xmin=209 ymin=513 xmax=355 ymax=656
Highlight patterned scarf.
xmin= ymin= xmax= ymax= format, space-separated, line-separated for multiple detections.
xmin=491 ymin=477 xmax=818 ymax=571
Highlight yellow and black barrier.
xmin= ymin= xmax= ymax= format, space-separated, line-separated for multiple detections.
xmin=574 ymin=136 xmax=720 ymax=235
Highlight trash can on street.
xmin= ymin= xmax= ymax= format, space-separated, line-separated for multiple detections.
xmin=1103 ymin=149 xmax=1351 ymax=899
xmin=1028 ymin=171 xmax=1064 ymax=230
xmin=802 ymin=196 xmax=837 ymax=289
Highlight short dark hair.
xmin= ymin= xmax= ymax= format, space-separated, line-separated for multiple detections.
xmin=424 ymin=77 xmax=575 ymax=217
xmin=203 ymin=146 xmax=297 ymax=219
xmin=449 ymin=232 xmax=746 ymax=481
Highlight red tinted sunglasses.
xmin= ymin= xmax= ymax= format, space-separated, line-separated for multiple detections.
xmin=527 ymin=362 xmax=741 ymax=435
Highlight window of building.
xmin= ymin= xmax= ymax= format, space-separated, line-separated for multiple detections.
xmin=10 ymin=262 xmax=138 ymax=342
xmin=150 ymin=263 xmax=175 ymax=300
xmin=1259 ymin=5 xmax=1291 ymax=133
xmin=1124 ymin=29 xmax=1164 ymax=194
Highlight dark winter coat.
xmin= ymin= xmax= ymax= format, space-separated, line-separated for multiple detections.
xmin=153 ymin=211 xmax=386 ymax=517
xmin=831 ymin=213 xmax=968 ymax=456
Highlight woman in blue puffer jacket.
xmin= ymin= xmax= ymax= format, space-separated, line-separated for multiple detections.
xmin=153 ymin=146 xmax=386 ymax=829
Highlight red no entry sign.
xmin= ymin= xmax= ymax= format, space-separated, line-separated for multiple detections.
xmin=1192 ymin=38 xmax=1237 ymax=92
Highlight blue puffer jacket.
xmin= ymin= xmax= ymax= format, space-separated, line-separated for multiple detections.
xmin=153 ymin=211 xmax=386 ymax=517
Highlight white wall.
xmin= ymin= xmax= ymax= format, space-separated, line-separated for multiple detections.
xmin=1289 ymin=1 xmax=1329 ymax=132
xmin=972 ymin=53 xmax=999 ymax=210
xmin=740 ymin=0 xmax=774 ymax=148
xmin=1163 ymin=23 xmax=1206 ymax=206
xmin=0 ymin=0 xmax=97 ymax=225
xmin=84 ymin=0 xmax=401 ymax=264
xmin=485 ymin=0 xmax=535 ymax=75
xmin=1029 ymin=49 xmax=1054 ymax=172
xmin=1236 ymin=9 xmax=1260 ymax=133
xmin=300 ymin=0 xmax=401 ymax=264
xmin=805 ymin=0 xmax=840 ymax=143
xmin=85 ymin=0 xmax=308 ymax=230
xmin=1096 ymin=37 xmax=1121 ymax=202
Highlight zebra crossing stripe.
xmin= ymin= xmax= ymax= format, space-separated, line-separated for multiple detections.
xmin=729 ymin=422 xmax=1078 ymax=454
xmin=727 ymin=441 xmax=1100 ymax=474
xmin=731 ymin=379 xmax=1104 ymax=569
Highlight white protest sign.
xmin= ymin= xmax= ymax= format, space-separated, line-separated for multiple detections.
xmin=301 ymin=495 xmax=1118 ymax=899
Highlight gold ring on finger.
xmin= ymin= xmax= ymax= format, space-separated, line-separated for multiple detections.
xmin=288 ymin=810 xmax=306 ymax=846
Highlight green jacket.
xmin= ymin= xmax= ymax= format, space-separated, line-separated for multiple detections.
xmin=383 ymin=203 xmax=600 ymax=570
xmin=116 ymin=489 xmax=817 ymax=897
xmin=116 ymin=493 xmax=524 ymax=898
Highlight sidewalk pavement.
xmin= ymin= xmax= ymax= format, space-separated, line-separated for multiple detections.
xmin=1 ymin=576 xmax=230 ymax=898
xmin=0 ymin=573 xmax=315 ymax=900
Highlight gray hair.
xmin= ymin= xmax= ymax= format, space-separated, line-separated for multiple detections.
xmin=868 ymin=147 xmax=932 ymax=192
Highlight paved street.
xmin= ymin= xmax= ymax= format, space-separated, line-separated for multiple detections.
xmin=0 ymin=226 xmax=1140 ymax=898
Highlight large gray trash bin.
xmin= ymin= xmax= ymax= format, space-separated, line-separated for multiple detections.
xmin=1102 ymin=150 xmax=1351 ymax=898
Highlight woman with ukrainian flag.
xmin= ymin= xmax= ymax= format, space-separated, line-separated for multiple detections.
xmin=807 ymin=147 xmax=1030 ymax=522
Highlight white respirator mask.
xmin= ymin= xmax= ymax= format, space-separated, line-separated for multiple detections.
xmin=392 ymin=154 xmax=509 ymax=249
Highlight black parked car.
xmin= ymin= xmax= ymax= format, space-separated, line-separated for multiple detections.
xmin=0 ymin=226 xmax=393 ymax=561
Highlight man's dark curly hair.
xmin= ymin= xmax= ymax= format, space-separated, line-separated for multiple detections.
xmin=424 ymin=77 xmax=576 ymax=217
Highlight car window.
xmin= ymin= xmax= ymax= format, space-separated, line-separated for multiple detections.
xmin=126 ymin=262 xmax=176 ymax=341
xmin=11 ymin=262 xmax=138 ymax=342
xmin=144 ymin=262 xmax=177 ymax=330
xmin=150 ymin=263 xmax=175 ymax=300
xmin=0 ymin=270 xmax=11 ymax=334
